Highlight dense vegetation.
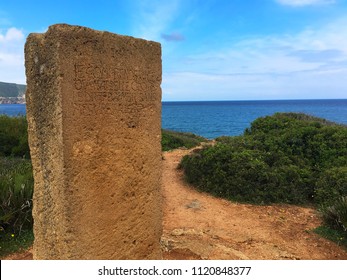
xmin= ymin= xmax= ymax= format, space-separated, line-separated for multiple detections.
xmin=0 ymin=157 xmax=33 ymax=234
xmin=180 ymin=113 xmax=347 ymax=236
xmin=0 ymin=81 xmax=26 ymax=98
xmin=162 ymin=129 xmax=206 ymax=151
xmin=0 ymin=115 xmax=30 ymax=158
xmin=0 ymin=115 xmax=33 ymax=256
xmin=1 ymin=113 xmax=346 ymax=255
xmin=181 ymin=113 xmax=346 ymax=204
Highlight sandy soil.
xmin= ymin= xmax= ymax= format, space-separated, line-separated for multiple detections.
xmin=161 ymin=148 xmax=347 ymax=260
xmin=4 ymin=147 xmax=347 ymax=260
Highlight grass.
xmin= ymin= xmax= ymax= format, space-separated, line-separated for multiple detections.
xmin=0 ymin=229 xmax=33 ymax=258
xmin=0 ymin=157 xmax=33 ymax=234
xmin=161 ymin=129 xmax=207 ymax=151
xmin=313 ymin=226 xmax=347 ymax=249
xmin=0 ymin=156 xmax=33 ymax=258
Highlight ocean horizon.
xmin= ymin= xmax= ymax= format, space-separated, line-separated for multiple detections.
xmin=1 ymin=99 xmax=346 ymax=139
xmin=162 ymin=99 xmax=347 ymax=138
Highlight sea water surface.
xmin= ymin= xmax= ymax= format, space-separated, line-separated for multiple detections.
xmin=162 ymin=99 xmax=347 ymax=139
xmin=0 ymin=104 xmax=26 ymax=116
xmin=1 ymin=99 xmax=346 ymax=139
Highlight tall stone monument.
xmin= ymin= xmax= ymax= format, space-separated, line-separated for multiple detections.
xmin=25 ymin=24 xmax=162 ymax=259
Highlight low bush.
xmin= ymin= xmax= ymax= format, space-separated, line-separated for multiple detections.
xmin=0 ymin=157 xmax=33 ymax=236
xmin=315 ymin=167 xmax=347 ymax=207
xmin=181 ymin=142 xmax=313 ymax=204
xmin=0 ymin=115 xmax=29 ymax=158
xmin=162 ymin=129 xmax=206 ymax=151
xmin=180 ymin=113 xmax=347 ymax=205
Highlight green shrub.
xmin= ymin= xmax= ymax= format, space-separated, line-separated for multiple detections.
xmin=162 ymin=129 xmax=206 ymax=151
xmin=0 ymin=157 xmax=33 ymax=236
xmin=0 ymin=115 xmax=30 ymax=158
xmin=315 ymin=167 xmax=347 ymax=207
xmin=180 ymin=143 xmax=313 ymax=204
xmin=180 ymin=113 xmax=347 ymax=205
xmin=320 ymin=196 xmax=347 ymax=232
xmin=245 ymin=113 xmax=347 ymax=170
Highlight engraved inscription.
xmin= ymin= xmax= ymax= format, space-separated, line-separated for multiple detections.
xmin=71 ymin=62 xmax=160 ymax=117
xmin=73 ymin=63 xmax=160 ymax=96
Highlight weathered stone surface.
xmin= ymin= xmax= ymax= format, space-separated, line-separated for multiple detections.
xmin=25 ymin=24 xmax=162 ymax=259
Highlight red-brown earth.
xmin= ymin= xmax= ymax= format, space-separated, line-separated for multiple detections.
xmin=4 ymin=148 xmax=347 ymax=260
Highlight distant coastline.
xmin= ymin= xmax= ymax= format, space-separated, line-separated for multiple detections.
xmin=0 ymin=97 xmax=26 ymax=104
xmin=0 ymin=81 xmax=26 ymax=104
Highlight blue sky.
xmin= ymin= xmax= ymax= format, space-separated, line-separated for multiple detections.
xmin=1 ymin=0 xmax=347 ymax=101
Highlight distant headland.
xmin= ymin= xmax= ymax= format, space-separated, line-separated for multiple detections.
xmin=0 ymin=81 xmax=26 ymax=104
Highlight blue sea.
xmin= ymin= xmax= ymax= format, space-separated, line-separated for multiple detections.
xmin=1 ymin=99 xmax=346 ymax=139
xmin=163 ymin=99 xmax=347 ymax=139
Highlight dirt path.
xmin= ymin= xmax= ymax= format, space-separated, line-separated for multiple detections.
xmin=4 ymin=148 xmax=347 ymax=260
xmin=161 ymin=148 xmax=347 ymax=260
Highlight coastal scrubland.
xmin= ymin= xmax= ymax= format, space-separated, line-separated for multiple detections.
xmin=0 ymin=113 xmax=346 ymax=258
xmin=180 ymin=113 xmax=347 ymax=245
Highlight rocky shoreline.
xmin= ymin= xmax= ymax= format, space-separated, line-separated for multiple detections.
xmin=0 ymin=97 xmax=26 ymax=104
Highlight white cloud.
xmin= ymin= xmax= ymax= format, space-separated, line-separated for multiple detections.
xmin=0 ymin=27 xmax=24 ymax=42
xmin=275 ymin=0 xmax=335 ymax=7
xmin=162 ymin=17 xmax=347 ymax=100
xmin=0 ymin=27 xmax=26 ymax=84
xmin=131 ymin=0 xmax=182 ymax=41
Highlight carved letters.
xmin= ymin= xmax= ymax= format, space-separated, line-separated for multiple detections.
xmin=73 ymin=62 xmax=160 ymax=108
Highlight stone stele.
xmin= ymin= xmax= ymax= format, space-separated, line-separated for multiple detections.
xmin=25 ymin=24 xmax=162 ymax=259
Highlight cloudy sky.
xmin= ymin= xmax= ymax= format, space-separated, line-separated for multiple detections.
xmin=1 ymin=0 xmax=347 ymax=101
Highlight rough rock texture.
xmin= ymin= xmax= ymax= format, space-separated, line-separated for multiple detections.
xmin=25 ymin=24 xmax=162 ymax=259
